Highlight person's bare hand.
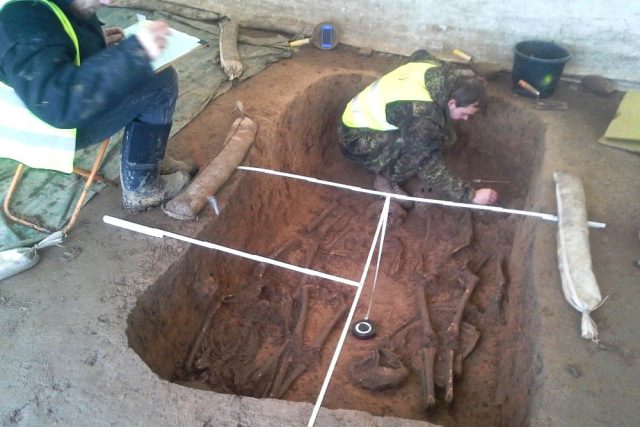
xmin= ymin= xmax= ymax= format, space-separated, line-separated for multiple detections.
xmin=103 ymin=27 xmax=125 ymax=47
xmin=135 ymin=21 xmax=170 ymax=60
xmin=471 ymin=188 xmax=498 ymax=205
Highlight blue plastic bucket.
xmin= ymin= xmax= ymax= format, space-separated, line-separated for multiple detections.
xmin=512 ymin=40 xmax=570 ymax=98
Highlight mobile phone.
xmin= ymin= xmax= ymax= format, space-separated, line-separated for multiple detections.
xmin=320 ymin=24 xmax=334 ymax=49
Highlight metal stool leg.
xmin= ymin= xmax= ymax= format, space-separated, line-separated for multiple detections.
xmin=2 ymin=138 xmax=111 ymax=234
xmin=73 ymin=167 xmax=118 ymax=187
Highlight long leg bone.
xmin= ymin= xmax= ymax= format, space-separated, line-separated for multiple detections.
xmin=417 ymin=282 xmax=437 ymax=340
xmin=305 ymin=200 xmax=339 ymax=233
xmin=388 ymin=237 xmax=405 ymax=276
xmin=310 ymin=297 xmax=347 ymax=351
xmin=243 ymin=243 xmax=313 ymax=395
xmin=252 ymin=238 xmax=300 ymax=278
xmin=388 ymin=314 xmax=419 ymax=340
xmin=272 ymin=302 xmax=348 ymax=398
xmin=268 ymin=285 xmax=310 ymax=397
xmin=416 ymin=281 xmax=438 ymax=410
xmin=261 ymin=239 xmax=320 ymax=396
xmin=454 ymin=352 xmax=464 ymax=378
xmin=444 ymin=265 xmax=479 ymax=404
xmin=317 ymin=210 xmax=349 ymax=240
xmin=444 ymin=348 xmax=455 ymax=404
xmin=326 ymin=217 xmax=353 ymax=249
xmin=450 ymin=211 xmax=473 ymax=256
xmin=385 ymin=314 xmax=419 ymax=351
xmin=299 ymin=241 xmax=320 ymax=287
xmin=248 ymin=337 xmax=288 ymax=396
xmin=245 ymin=293 xmax=294 ymax=394
xmin=420 ymin=347 xmax=437 ymax=408
xmin=185 ymin=281 xmax=220 ymax=374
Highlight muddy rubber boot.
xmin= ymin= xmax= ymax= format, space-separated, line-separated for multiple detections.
xmin=122 ymin=170 xmax=190 ymax=212
xmin=160 ymin=155 xmax=198 ymax=177
xmin=120 ymin=120 xmax=191 ymax=213
xmin=373 ymin=175 xmax=414 ymax=209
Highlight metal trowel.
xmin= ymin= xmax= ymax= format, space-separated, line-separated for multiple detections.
xmin=517 ymin=80 xmax=568 ymax=110
xmin=452 ymin=49 xmax=502 ymax=80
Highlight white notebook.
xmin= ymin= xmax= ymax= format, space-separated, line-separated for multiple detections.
xmin=124 ymin=18 xmax=207 ymax=72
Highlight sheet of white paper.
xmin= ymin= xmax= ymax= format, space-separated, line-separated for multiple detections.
xmin=124 ymin=22 xmax=204 ymax=71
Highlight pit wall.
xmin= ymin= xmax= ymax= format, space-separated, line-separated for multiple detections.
xmin=125 ymin=0 xmax=640 ymax=84
xmin=496 ymin=202 xmax=543 ymax=425
xmin=126 ymin=73 xmax=378 ymax=381
xmin=127 ymin=72 xmax=546 ymax=425
xmin=453 ymin=96 xmax=547 ymax=426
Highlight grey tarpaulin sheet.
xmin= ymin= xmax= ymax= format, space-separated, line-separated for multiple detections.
xmin=0 ymin=6 xmax=291 ymax=251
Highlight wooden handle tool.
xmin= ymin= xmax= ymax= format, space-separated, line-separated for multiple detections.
xmin=518 ymin=80 xmax=540 ymax=97
xmin=452 ymin=49 xmax=473 ymax=62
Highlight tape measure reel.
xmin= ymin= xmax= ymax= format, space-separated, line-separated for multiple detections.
xmin=351 ymin=319 xmax=377 ymax=340
xmin=315 ymin=22 xmax=338 ymax=50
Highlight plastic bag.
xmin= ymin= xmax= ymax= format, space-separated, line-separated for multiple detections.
xmin=554 ymin=172 xmax=604 ymax=341
xmin=0 ymin=231 xmax=66 ymax=281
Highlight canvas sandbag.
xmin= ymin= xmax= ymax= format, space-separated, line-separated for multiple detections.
xmin=554 ymin=171 xmax=604 ymax=341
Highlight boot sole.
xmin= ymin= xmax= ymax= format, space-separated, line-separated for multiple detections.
xmin=122 ymin=203 xmax=157 ymax=215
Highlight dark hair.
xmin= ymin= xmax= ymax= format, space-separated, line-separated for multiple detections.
xmin=408 ymin=49 xmax=436 ymax=62
xmin=449 ymin=77 xmax=486 ymax=107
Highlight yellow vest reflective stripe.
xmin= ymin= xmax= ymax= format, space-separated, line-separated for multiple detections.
xmin=0 ymin=0 xmax=80 ymax=173
xmin=342 ymin=62 xmax=437 ymax=131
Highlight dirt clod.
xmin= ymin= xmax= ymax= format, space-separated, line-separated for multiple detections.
xmin=566 ymin=364 xmax=583 ymax=378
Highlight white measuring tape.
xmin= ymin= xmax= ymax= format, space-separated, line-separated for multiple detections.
xmin=237 ymin=166 xmax=606 ymax=229
xmin=102 ymin=216 xmax=359 ymax=287
xmin=364 ymin=196 xmax=390 ymax=320
xmin=307 ymin=195 xmax=390 ymax=427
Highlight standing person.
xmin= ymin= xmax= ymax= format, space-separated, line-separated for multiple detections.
xmin=0 ymin=0 xmax=197 ymax=212
xmin=340 ymin=50 xmax=498 ymax=208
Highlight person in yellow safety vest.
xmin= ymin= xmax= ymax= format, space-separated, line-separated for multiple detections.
xmin=340 ymin=50 xmax=498 ymax=209
xmin=0 ymin=0 xmax=198 ymax=213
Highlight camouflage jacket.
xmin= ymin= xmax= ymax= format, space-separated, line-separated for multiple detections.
xmin=340 ymin=57 xmax=474 ymax=202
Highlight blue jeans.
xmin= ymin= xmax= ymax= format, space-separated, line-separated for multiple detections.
xmin=75 ymin=67 xmax=178 ymax=149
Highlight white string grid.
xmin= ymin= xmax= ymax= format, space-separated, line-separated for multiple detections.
xmin=104 ymin=165 xmax=606 ymax=426
xmin=237 ymin=166 xmax=606 ymax=229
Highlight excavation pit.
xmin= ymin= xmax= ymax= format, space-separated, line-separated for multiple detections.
xmin=127 ymin=71 xmax=546 ymax=426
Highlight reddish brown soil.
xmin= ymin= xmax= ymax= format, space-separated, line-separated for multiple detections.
xmin=126 ymin=47 xmax=546 ymax=426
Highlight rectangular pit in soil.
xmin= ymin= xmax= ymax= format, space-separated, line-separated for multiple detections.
xmin=126 ymin=73 xmax=546 ymax=426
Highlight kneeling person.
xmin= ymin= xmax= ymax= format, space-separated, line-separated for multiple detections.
xmin=340 ymin=52 xmax=498 ymax=207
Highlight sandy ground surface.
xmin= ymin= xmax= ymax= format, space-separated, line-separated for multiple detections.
xmin=1 ymin=46 xmax=639 ymax=427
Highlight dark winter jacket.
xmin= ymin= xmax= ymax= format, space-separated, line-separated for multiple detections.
xmin=0 ymin=0 xmax=154 ymax=129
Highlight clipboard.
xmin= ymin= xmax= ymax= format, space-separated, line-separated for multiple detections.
xmin=123 ymin=21 xmax=208 ymax=72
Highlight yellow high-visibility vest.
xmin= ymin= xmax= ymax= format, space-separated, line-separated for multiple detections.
xmin=342 ymin=62 xmax=437 ymax=131
xmin=0 ymin=0 xmax=80 ymax=173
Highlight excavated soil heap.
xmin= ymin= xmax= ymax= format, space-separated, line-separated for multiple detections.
xmin=127 ymin=72 xmax=546 ymax=426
